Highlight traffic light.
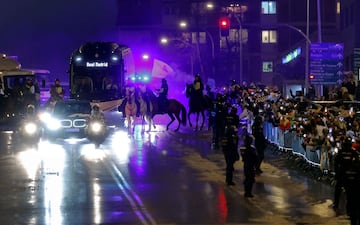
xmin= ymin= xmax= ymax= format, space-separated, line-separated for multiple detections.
xmin=219 ymin=17 xmax=230 ymax=37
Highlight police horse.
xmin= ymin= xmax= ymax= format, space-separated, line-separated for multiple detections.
xmin=185 ymin=83 xmax=212 ymax=131
xmin=145 ymin=90 xmax=186 ymax=132
xmin=124 ymin=88 xmax=137 ymax=134
xmin=137 ymin=91 xmax=153 ymax=132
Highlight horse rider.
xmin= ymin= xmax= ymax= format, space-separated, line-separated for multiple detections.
xmin=119 ymin=82 xmax=140 ymax=117
xmin=193 ymin=73 xmax=204 ymax=98
xmin=157 ymin=78 xmax=168 ymax=113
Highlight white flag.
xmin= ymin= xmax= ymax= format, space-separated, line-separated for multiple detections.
xmin=151 ymin=59 xmax=174 ymax=78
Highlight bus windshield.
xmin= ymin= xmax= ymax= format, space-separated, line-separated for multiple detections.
xmin=69 ymin=42 xmax=134 ymax=104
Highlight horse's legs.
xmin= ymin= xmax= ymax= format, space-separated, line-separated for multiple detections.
xmin=147 ymin=115 xmax=154 ymax=132
xmin=151 ymin=115 xmax=156 ymax=129
xmin=132 ymin=116 xmax=135 ymax=133
xmin=200 ymin=111 xmax=206 ymax=131
xmin=188 ymin=111 xmax=193 ymax=128
xmin=126 ymin=116 xmax=131 ymax=134
xmin=166 ymin=113 xmax=176 ymax=131
xmin=174 ymin=112 xmax=182 ymax=132
xmin=141 ymin=115 xmax=145 ymax=133
xmin=195 ymin=112 xmax=200 ymax=131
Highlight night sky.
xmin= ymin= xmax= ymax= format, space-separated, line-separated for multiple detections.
xmin=0 ymin=0 xmax=119 ymax=82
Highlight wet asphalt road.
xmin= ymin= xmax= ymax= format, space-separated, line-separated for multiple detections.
xmin=0 ymin=116 xmax=352 ymax=225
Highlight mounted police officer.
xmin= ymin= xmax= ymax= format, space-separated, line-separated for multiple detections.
xmin=119 ymin=82 xmax=139 ymax=117
xmin=193 ymin=74 xmax=204 ymax=103
xmin=157 ymin=78 xmax=168 ymax=113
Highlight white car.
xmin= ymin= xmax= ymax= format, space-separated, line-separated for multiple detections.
xmin=41 ymin=100 xmax=91 ymax=140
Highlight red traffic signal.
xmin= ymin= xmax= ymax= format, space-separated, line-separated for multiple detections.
xmin=219 ymin=17 xmax=230 ymax=29
xmin=219 ymin=17 xmax=230 ymax=37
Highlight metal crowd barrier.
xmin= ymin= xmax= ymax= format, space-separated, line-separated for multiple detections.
xmin=264 ymin=121 xmax=328 ymax=169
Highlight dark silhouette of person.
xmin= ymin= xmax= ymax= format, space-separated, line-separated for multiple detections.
xmin=221 ymin=106 xmax=240 ymax=185
xmin=242 ymin=135 xmax=258 ymax=198
xmin=252 ymin=111 xmax=266 ymax=174
xmin=157 ymin=78 xmax=168 ymax=113
xmin=333 ymin=138 xmax=356 ymax=212
xmin=50 ymin=78 xmax=65 ymax=101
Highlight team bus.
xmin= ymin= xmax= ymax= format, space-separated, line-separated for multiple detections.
xmin=69 ymin=42 xmax=135 ymax=112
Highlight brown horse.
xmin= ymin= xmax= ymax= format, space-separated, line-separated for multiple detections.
xmin=147 ymin=91 xmax=186 ymax=131
xmin=185 ymin=83 xmax=213 ymax=131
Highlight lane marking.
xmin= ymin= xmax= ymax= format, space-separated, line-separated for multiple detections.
xmin=103 ymin=159 xmax=156 ymax=225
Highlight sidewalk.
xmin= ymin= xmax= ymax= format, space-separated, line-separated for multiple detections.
xmin=172 ymin=128 xmax=350 ymax=224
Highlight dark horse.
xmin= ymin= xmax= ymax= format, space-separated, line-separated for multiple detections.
xmin=185 ymin=83 xmax=212 ymax=131
xmin=146 ymin=91 xmax=187 ymax=132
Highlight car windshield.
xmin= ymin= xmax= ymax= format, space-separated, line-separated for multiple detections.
xmin=53 ymin=102 xmax=91 ymax=116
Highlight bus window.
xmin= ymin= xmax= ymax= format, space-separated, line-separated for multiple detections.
xmin=74 ymin=77 xmax=92 ymax=94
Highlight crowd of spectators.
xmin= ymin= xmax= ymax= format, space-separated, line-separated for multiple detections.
xmin=208 ymin=72 xmax=360 ymax=221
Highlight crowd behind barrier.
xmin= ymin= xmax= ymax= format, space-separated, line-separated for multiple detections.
xmin=206 ymin=72 xmax=360 ymax=177
xmin=206 ymin=74 xmax=360 ymax=222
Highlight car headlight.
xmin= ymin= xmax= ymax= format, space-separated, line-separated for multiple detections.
xmin=24 ymin=123 xmax=37 ymax=134
xmin=47 ymin=118 xmax=61 ymax=130
xmin=90 ymin=122 xmax=103 ymax=133
xmin=39 ymin=112 xmax=51 ymax=122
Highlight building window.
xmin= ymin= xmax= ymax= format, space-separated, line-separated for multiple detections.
xmin=336 ymin=2 xmax=340 ymax=14
xmin=261 ymin=1 xmax=276 ymax=14
xmin=263 ymin=61 xmax=273 ymax=72
xmin=262 ymin=30 xmax=277 ymax=43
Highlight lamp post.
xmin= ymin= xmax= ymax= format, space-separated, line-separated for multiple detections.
xmin=206 ymin=31 xmax=215 ymax=77
xmin=234 ymin=15 xmax=243 ymax=84
xmin=232 ymin=4 xmax=245 ymax=84
xmin=278 ymin=23 xmax=311 ymax=90
xmin=178 ymin=21 xmax=215 ymax=78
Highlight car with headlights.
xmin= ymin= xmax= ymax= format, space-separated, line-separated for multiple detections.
xmin=41 ymin=100 xmax=91 ymax=140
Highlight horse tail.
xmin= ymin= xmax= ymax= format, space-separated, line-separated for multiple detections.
xmin=180 ymin=103 xmax=187 ymax=126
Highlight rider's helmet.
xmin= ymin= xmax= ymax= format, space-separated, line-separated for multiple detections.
xmin=162 ymin=78 xmax=167 ymax=83
xmin=195 ymin=73 xmax=200 ymax=79
xmin=27 ymin=104 xmax=35 ymax=116
xmin=92 ymin=104 xmax=100 ymax=112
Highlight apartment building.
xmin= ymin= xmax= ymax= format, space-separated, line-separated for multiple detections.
xmin=116 ymin=0 xmax=340 ymax=88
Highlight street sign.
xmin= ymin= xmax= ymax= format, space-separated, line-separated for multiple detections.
xmin=353 ymin=48 xmax=360 ymax=78
xmin=309 ymin=43 xmax=344 ymax=85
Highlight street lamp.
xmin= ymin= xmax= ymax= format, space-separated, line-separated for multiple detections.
xmin=178 ymin=21 xmax=215 ymax=77
xmin=160 ymin=37 xmax=194 ymax=75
